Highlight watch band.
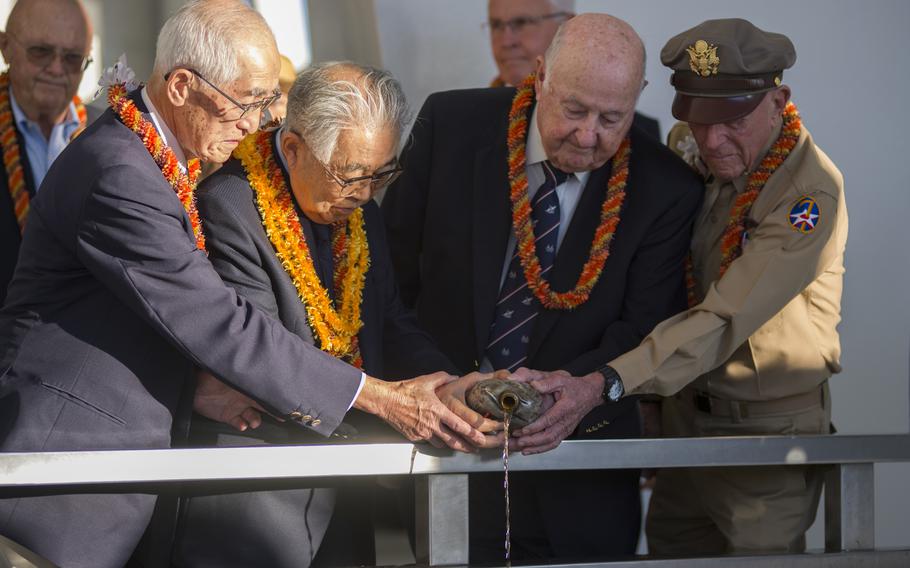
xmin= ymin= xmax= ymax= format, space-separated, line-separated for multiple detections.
xmin=596 ymin=364 xmax=625 ymax=403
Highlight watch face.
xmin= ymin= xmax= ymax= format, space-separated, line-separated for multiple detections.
xmin=607 ymin=378 xmax=624 ymax=402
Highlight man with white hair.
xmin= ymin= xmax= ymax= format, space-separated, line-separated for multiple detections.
xmin=173 ymin=61 xmax=494 ymax=568
xmin=0 ymin=2 xmax=483 ymax=567
xmin=384 ymin=13 xmax=702 ymax=561
xmin=0 ymin=0 xmax=95 ymax=306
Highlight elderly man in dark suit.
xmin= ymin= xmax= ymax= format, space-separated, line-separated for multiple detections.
xmin=0 ymin=0 xmax=96 ymax=305
xmin=174 ymin=61 xmax=485 ymax=568
xmin=0 ymin=2 xmax=483 ymax=567
xmin=383 ymin=13 xmax=703 ymax=561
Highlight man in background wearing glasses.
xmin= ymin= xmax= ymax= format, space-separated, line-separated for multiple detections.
xmin=485 ymin=0 xmax=660 ymax=140
xmin=0 ymin=0 xmax=95 ymax=306
xmin=0 ymin=2 xmax=485 ymax=567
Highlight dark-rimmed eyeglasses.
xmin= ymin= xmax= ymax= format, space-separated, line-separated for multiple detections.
xmin=483 ymin=12 xmax=572 ymax=35
xmin=292 ymin=130 xmax=404 ymax=197
xmin=169 ymin=68 xmax=281 ymax=122
xmin=6 ymin=33 xmax=92 ymax=73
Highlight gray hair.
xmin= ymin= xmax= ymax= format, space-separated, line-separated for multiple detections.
xmin=153 ymin=0 xmax=275 ymax=85
xmin=286 ymin=61 xmax=411 ymax=164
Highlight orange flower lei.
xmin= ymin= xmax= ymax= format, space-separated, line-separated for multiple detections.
xmin=0 ymin=72 xmax=87 ymax=234
xmin=686 ymin=101 xmax=802 ymax=306
xmin=107 ymin=83 xmax=205 ymax=250
xmin=234 ymin=130 xmax=369 ymax=368
xmin=507 ymin=74 xmax=630 ymax=309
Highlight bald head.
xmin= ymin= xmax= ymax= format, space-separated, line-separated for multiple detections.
xmin=533 ymin=13 xmax=646 ymax=173
xmin=6 ymin=0 xmax=92 ymax=39
xmin=0 ymin=0 xmax=92 ymax=127
xmin=542 ymin=13 xmax=645 ymax=93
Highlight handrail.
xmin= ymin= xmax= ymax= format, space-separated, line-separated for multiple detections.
xmin=0 ymin=434 xmax=907 ymax=488
xmin=2 ymin=433 xmax=909 ymax=567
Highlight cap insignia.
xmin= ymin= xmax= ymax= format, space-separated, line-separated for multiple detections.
xmin=687 ymin=39 xmax=720 ymax=77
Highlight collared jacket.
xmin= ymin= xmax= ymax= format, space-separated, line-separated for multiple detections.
xmin=612 ymin=120 xmax=847 ymax=402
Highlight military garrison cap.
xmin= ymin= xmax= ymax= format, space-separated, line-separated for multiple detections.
xmin=661 ymin=18 xmax=796 ymax=124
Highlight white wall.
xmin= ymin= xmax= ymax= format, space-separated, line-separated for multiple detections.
xmin=2 ymin=0 xmax=904 ymax=551
xmin=372 ymin=0 xmax=910 ymax=550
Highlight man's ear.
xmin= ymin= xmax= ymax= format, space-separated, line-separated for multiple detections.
xmin=0 ymin=32 xmax=10 ymax=63
xmin=165 ymin=69 xmax=194 ymax=108
xmin=770 ymin=85 xmax=791 ymax=114
xmin=534 ymin=56 xmax=546 ymax=94
xmin=281 ymin=130 xmax=302 ymax=170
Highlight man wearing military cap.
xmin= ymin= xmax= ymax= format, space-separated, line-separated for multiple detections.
xmin=516 ymin=18 xmax=848 ymax=554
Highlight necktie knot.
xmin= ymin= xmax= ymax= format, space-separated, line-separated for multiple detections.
xmin=542 ymin=160 xmax=570 ymax=189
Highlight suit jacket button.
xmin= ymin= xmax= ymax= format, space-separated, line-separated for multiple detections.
xmin=289 ymin=411 xmax=303 ymax=421
xmin=310 ymin=419 xmax=321 ymax=427
xmin=301 ymin=414 xmax=313 ymax=422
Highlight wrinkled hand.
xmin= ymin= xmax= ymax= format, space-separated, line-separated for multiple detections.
xmin=511 ymin=368 xmax=604 ymax=455
xmin=435 ymin=370 xmax=508 ymax=449
xmin=193 ymin=370 xmax=265 ymax=432
xmin=354 ymin=373 xmax=487 ymax=453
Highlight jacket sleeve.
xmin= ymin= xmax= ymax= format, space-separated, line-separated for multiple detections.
xmin=611 ymin=184 xmax=846 ymax=396
xmin=75 ymin=163 xmax=361 ymax=435
xmin=196 ymin=180 xmax=283 ymax=321
xmin=561 ymin=174 xmax=703 ymax=377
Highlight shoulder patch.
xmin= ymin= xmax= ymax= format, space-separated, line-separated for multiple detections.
xmin=788 ymin=196 xmax=820 ymax=234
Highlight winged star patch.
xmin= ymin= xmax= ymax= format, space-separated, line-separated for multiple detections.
xmin=789 ymin=196 xmax=820 ymax=234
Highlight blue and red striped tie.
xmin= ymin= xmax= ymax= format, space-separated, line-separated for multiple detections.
xmin=485 ymin=161 xmax=568 ymax=371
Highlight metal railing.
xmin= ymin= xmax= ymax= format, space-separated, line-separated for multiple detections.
xmin=2 ymin=434 xmax=910 ymax=567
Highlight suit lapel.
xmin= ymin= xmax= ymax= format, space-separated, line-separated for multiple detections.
xmin=527 ymin=160 xmax=613 ymax=361
xmin=471 ymin=138 xmax=513 ymax=362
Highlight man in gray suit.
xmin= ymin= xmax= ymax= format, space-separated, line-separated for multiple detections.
xmin=0 ymin=2 xmax=484 ymax=567
xmin=174 ymin=61 xmax=492 ymax=568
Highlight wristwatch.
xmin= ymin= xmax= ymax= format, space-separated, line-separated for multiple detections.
xmin=596 ymin=365 xmax=625 ymax=403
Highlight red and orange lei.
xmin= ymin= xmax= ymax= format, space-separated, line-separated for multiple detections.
xmin=686 ymin=101 xmax=802 ymax=306
xmin=0 ymin=72 xmax=87 ymax=234
xmin=234 ymin=130 xmax=368 ymax=368
xmin=508 ymin=74 xmax=630 ymax=309
xmin=108 ymin=83 xmax=205 ymax=250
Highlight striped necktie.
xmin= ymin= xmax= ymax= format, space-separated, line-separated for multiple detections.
xmin=485 ymin=161 xmax=568 ymax=371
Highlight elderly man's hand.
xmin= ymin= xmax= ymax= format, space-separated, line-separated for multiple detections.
xmin=193 ymin=370 xmax=265 ymax=432
xmin=355 ymin=373 xmax=488 ymax=453
xmin=435 ymin=370 xmax=508 ymax=449
xmin=511 ymin=368 xmax=604 ymax=455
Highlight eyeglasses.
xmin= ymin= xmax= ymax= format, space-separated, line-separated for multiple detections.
xmin=6 ymin=34 xmax=92 ymax=73
xmin=293 ymin=130 xmax=404 ymax=197
xmin=483 ymin=12 xmax=571 ymax=35
xmin=182 ymin=69 xmax=281 ymax=122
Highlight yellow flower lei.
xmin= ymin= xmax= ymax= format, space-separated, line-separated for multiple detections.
xmin=234 ymin=130 xmax=369 ymax=367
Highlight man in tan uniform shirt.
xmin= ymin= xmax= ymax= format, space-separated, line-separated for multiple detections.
xmin=515 ymin=18 xmax=848 ymax=554
xmin=615 ymin=19 xmax=847 ymax=554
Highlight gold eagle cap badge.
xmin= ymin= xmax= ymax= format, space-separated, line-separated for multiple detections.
xmin=687 ymin=39 xmax=720 ymax=77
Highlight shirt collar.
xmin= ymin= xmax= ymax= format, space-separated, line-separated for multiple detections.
xmin=140 ymin=87 xmax=188 ymax=170
xmin=526 ymin=105 xmax=590 ymax=185
xmin=8 ymin=87 xmax=80 ymax=137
